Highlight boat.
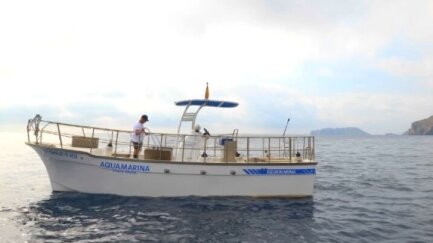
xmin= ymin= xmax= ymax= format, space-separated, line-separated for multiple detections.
xmin=26 ymin=90 xmax=317 ymax=197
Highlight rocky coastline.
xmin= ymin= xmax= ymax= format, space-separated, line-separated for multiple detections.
xmin=404 ymin=115 xmax=433 ymax=135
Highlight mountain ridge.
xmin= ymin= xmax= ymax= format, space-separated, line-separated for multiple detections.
xmin=310 ymin=127 xmax=370 ymax=137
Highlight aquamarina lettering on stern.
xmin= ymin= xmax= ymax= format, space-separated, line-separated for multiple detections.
xmin=99 ymin=161 xmax=150 ymax=174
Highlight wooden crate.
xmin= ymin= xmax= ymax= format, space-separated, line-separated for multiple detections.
xmin=144 ymin=147 xmax=172 ymax=161
xmin=71 ymin=136 xmax=99 ymax=148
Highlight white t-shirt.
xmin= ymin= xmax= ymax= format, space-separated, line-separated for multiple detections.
xmin=131 ymin=122 xmax=144 ymax=143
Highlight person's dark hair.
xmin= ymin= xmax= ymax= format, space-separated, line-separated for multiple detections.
xmin=141 ymin=115 xmax=149 ymax=122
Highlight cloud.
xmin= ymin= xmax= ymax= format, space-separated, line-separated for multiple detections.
xmin=375 ymin=56 xmax=433 ymax=81
xmin=0 ymin=104 xmax=127 ymax=125
xmin=1 ymin=0 xmax=433 ymax=135
xmin=2 ymin=81 xmax=432 ymax=135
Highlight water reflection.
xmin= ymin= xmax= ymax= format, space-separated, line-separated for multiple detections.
xmin=20 ymin=192 xmax=315 ymax=242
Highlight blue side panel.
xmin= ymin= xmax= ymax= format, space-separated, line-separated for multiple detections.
xmin=175 ymin=99 xmax=238 ymax=108
xmin=243 ymin=168 xmax=316 ymax=175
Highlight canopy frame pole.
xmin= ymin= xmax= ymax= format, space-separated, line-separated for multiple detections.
xmin=175 ymin=102 xmax=205 ymax=158
xmin=176 ymin=102 xmax=206 ymax=135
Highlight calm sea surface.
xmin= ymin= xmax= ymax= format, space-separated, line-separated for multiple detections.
xmin=1 ymin=132 xmax=433 ymax=242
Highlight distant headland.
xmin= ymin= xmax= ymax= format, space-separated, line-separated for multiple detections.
xmin=310 ymin=127 xmax=370 ymax=137
xmin=404 ymin=115 xmax=433 ymax=135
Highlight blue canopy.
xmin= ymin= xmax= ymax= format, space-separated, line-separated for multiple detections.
xmin=175 ymin=99 xmax=238 ymax=108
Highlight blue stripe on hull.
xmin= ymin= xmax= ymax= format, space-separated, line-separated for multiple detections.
xmin=243 ymin=168 xmax=315 ymax=175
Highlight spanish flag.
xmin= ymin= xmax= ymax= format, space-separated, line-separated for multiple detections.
xmin=205 ymin=82 xmax=209 ymax=99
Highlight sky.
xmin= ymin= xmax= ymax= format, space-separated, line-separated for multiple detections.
xmin=0 ymin=0 xmax=432 ymax=135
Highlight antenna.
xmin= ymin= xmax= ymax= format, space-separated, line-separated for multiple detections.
xmin=282 ymin=117 xmax=290 ymax=136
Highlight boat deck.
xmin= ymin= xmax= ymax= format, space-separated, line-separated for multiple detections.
xmin=27 ymin=118 xmax=316 ymax=164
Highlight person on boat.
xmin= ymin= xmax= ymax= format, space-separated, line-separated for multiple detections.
xmin=131 ymin=114 xmax=149 ymax=159
xmin=187 ymin=124 xmax=204 ymax=160
xmin=175 ymin=124 xmax=207 ymax=161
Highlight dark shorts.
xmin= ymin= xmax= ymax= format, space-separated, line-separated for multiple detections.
xmin=132 ymin=142 xmax=142 ymax=150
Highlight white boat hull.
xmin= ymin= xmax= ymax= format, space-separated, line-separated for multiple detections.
xmin=30 ymin=144 xmax=317 ymax=197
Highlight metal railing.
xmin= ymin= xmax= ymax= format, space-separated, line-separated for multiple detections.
xmin=26 ymin=115 xmax=315 ymax=163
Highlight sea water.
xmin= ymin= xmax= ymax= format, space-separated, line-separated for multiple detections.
xmin=1 ymin=132 xmax=433 ymax=242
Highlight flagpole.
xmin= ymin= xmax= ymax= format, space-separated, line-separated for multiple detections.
xmin=205 ymin=82 xmax=209 ymax=99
